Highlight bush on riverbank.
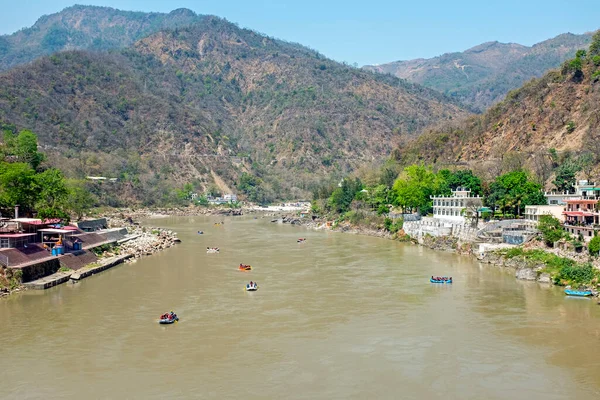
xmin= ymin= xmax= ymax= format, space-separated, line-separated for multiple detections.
xmin=500 ymin=247 xmax=599 ymax=288
xmin=0 ymin=267 xmax=22 ymax=291
xmin=337 ymin=210 xmax=386 ymax=230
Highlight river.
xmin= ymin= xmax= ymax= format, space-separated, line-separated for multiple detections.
xmin=1 ymin=216 xmax=600 ymax=399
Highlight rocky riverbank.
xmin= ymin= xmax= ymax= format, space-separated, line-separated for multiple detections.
xmin=272 ymin=214 xmax=394 ymax=239
xmin=105 ymin=215 xmax=181 ymax=259
xmin=100 ymin=205 xmax=243 ymax=221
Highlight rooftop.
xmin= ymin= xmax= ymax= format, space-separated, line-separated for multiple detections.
xmin=0 ymin=233 xmax=37 ymax=238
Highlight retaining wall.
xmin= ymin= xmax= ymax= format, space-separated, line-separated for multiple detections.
xmin=403 ymin=217 xmax=478 ymax=243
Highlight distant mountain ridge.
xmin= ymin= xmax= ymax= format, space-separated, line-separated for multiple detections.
xmin=0 ymin=10 xmax=469 ymax=204
xmin=0 ymin=5 xmax=204 ymax=71
xmin=364 ymin=33 xmax=594 ymax=111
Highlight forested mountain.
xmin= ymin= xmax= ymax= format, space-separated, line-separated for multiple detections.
xmin=0 ymin=14 xmax=469 ymax=204
xmin=0 ymin=5 xmax=203 ymax=71
xmin=399 ymin=32 xmax=600 ymax=186
xmin=364 ymin=33 xmax=594 ymax=111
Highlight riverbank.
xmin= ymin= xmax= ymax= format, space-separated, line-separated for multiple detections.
xmin=273 ymin=212 xmax=600 ymax=296
xmin=0 ymin=214 xmax=182 ymax=297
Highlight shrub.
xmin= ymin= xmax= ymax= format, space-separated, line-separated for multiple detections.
xmin=589 ymin=235 xmax=600 ymax=256
xmin=384 ymin=217 xmax=403 ymax=234
xmin=377 ymin=204 xmax=389 ymax=216
xmin=556 ymin=263 xmax=597 ymax=285
xmin=566 ymin=121 xmax=576 ymax=133
xmin=538 ymin=215 xmax=564 ymax=247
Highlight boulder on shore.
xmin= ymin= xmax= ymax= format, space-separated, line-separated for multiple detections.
xmin=516 ymin=267 xmax=537 ymax=281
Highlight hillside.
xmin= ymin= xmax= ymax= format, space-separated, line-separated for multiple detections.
xmin=364 ymin=33 xmax=594 ymax=111
xmin=400 ymin=33 xmax=600 ymax=184
xmin=0 ymin=15 xmax=469 ymax=204
xmin=0 ymin=5 xmax=203 ymax=71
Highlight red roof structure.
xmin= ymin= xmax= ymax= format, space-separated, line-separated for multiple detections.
xmin=563 ymin=211 xmax=595 ymax=217
xmin=0 ymin=233 xmax=36 ymax=238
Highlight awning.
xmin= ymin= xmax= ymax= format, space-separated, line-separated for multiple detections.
xmin=563 ymin=211 xmax=595 ymax=217
xmin=9 ymin=218 xmax=61 ymax=225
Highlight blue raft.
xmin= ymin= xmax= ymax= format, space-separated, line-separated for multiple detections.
xmin=430 ymin=278 xmax=452 ymax=284
xmin=564 ymin=289 xmax=592 ymax=297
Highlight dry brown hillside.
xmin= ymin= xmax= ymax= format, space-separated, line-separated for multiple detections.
xmin=400 ymin=37 xmax=600 ymax=181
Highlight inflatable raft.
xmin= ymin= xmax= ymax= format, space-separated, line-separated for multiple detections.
xmin=430 ymin=278 xmax=452 ymax=284
xmin=158 ymin=314 xmax=179 ymax=324
xmin=564 ymin=289 xmax=592 ymax=297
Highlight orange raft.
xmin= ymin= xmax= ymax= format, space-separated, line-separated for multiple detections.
xmin=238 ymin=264 xmax=252 ymax=271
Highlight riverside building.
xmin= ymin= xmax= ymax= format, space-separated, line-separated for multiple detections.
xmin=431 ymin=188 xmax=483 ymax=223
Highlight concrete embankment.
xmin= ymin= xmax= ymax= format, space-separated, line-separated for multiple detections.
xmin=24 ymin=254 xmax=134 ymax=290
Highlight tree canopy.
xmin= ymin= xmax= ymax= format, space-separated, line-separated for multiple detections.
xmin=0 ymin=128 xmax=94 ymax=219
xmin=486 ymin=170 xmax=546 ymax=216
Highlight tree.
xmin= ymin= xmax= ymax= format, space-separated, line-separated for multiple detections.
xmin=33 ymin=168 xmax=70 ymax=219
xmin=487 ymin=170 xmax=546 ymax=217
xmin=392 ymin=165 xmax=437 ymax=214
xmin=379 ymin=165 xmax=399 ymax=187
xmin=464 ymin=197 xmax=482 ymax=228
xmin=238 ymin=172 xmax=271 ymax=204
xmin=589 ymin=30 xmax=600 ymax=57
xmin=538 ymin=215 xmax=564 ymax=247
xmin=328 ymin=177 xmax=362 ymax=213
xmin=0 ymin=162 xmax=37 ymax=212
xmin=552 ymin=159 xmax=580 ymax=193
xmin=439 ymin=169 xmax=483 ymax=196
xmin=531 ymin=151 xmax=553 ymax=185
xmin=65 ymin=180 xmax=96 ymax=220
xmin=365 ymin=184 xmax=391 ymax=213
xmin=11 ymin=130 xmax=45 ymax=170
xmin=578 ymin=153 xmax=595 ymax=182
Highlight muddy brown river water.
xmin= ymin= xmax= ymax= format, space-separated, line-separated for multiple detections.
xmin=1 ymin=216 xmax=600 ymax=399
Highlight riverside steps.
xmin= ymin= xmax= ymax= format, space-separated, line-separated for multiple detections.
xmin=23 ymin=270 xmax=73 ymax=290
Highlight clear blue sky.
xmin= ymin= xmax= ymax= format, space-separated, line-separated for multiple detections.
xmin=0 ymin=0 xmax=598 ymax=66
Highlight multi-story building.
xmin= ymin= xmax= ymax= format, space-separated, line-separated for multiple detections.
xmin=544 ymin=180 xmax=600 ymax=205
xmin=431 ymin=188 xmax=483 ymax=222
xmin=524 ymin=205 xmax=566 ymax=223
xmin=563 ymin=199 xmax=598 ymax=240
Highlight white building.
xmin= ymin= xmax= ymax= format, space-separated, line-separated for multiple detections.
xmin=208 ymin=194 xmax=238 ymax=204
xmin=431 ymin=188 xmax=483 ymax=222
xmin=523 ymin=205 xmax=565 ymax=223
xmin=544 ymin=180 xmax=600 ymax=205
